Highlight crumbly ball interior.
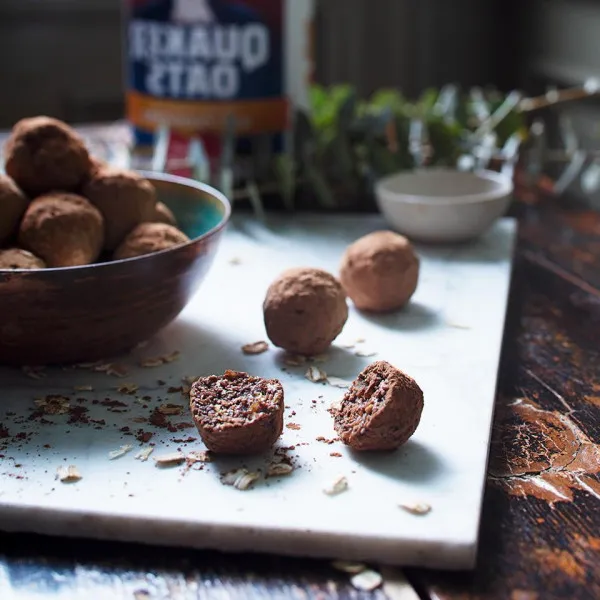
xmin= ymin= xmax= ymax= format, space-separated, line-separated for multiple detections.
xmin=336 ymin=369 xmax=389 ymax=435
xmin=192 ymin=372 xmax=280 ymax=430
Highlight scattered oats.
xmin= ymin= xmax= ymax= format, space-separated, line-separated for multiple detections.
xmin=132 ymin=416 xmax=148 ymax=422
xmin=400 ymin=502 xmax=432 ymax=515
xmin=354 ymin=349 xmax=377 ymax=358
xmin=186 ymin=450 xmax=212 ymax=464
xmin=157 ymin=403 xmax=183 ymax=415
xmin=56 ymin=465 xmax=82 ymax=483
xmin=229 ymin=256 xmax=242 ymax=265
xmin=323 ymin=475 xmax=348 ymax=496
xmin=140 ymin=357 xmax=164 ymax=368
xmin=330 ymin=452 xmax=342 ymax=458
xmin=154 ymin=452 xmax=185 ymax=467
xmin=76 ymin=361 xmax=102 ymax=369
xmin=162 ymin=350 xmax=180 ymax=363
xmin=34 ymin=395 xmax=70 ymax=415
xmin=331 ymin=560 xmax=367 ymax=574
xmin=355 ymin=337 xmax=365 ymax=344
xmin=340 ymin=342 xmax=355 ymax=349
xmin=283 ymin=354 xmax=306 ymax=366
xmin=241 ymin=341 xmax=269 ymax=355
xmin=74 ymin=385 xmax=93 ymax=392
xmin=117 ymin=382 xmax=139 ymax=395
xmin=221 ymin=468 xmax=260 ymax=490
xmin=135 ymin=446 xmax=154 ymax=461
xmin=350 ymin=569 xmax=383 ymax=592
xmin=327 ymin=376 xmax=351 ymax=388
xmin=305 ymin=365 xmax=327 ymax=382
xmin=22 ymin=365 xmax=46 ymax=379
xmin=134 ymin=339 xmax=150 ymax=349
xmin=266 ymin=462 xmax=293 ymax=477
xmin=108 ymin=444 xmax=133 ymax=460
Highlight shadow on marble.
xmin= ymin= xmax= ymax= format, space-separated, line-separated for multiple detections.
xmin=357 ymin=302 xmax=439 ymax=332
xmin=351 ymin=439 xmax=445 ymax=484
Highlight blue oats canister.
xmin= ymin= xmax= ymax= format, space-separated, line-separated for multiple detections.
xmin=124 ymin=0 xmax=315 ymax=157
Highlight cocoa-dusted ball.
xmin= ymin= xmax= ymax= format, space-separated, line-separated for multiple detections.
xmin=263 ymin=267 xmax=348 ymax=356
xmin=340 ymin=231 xmax=419 ymax=312
xmin=113 ymin=222 xmax=190 ymax=260
xmin=18 ymin=192 xmax=104 ymax=268
xmin=0 ymin=174 xmax=28 ymax=245
xmin=190 ymin=370 xmax=284 ymax=454
xmin=4 ymin=116 xmax=92 ymax=196
xmin=152 ymin=201 xmax=177 ymax=226
xmin=333 ymin=361 xmax=424 ymax=451
xmin=82 ymin=166 xmax=157 ymax=250
xmin=0 ymin=248 xmax=46 ymax=270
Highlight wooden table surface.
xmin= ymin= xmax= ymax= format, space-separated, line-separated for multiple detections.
xmin=1 ymin=148 xmax=599 ymax=598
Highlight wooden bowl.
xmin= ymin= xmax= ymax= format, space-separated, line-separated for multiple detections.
xmin=0 ymin=172 xmax=231 ymax=365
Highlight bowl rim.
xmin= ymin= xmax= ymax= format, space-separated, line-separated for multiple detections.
xmin=0 ymin=171 xmax=232 ymax=274
xmin=376 ymin=167 xmax=514 ymax=206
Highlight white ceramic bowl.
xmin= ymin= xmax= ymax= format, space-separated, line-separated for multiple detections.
xmin=375 ymin=168 xmax=513 ymax=243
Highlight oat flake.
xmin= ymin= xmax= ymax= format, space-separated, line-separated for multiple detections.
xmin=323 ymin=475 xmax=348 ymax=496
xmin=186 ymin=451 xmax=212 ymax=464
xmin=400 ymin=502 xmax=432 ymax=515
xmin=108 ymin=444 xmax=133 ymax=460
xmin=157 ymin=403 xmax=183 ymax=415
xmin=22 ymin=366 xmax=46 ymax=379
xmin=140 ymin=357 xmax=164 ymax=368
xmin=117 ymin=383 xmax=139 ymax=395
xmin=34 ymin=395 xmax=70 ymax=415
xmin=154 ymin=452 xmax=185 ymax=467
xmin=74 ymin=385 xmax=93 ymax=392
xmin=327 ymin=376 xmax=351 ymax=388
xmin=241 ymin=341 xmax=269 ymax=355
xmin=56 ymin=465 xmax=82 ymax=483
xmin=266 ymin=462 xmax=293 ymax=477
xmin=135 ymin=446 xmax=154 ymax=461
xmin=221 ymin=468 xmax=260 ymax=490
xmin=305 ymin=366 xmax=327 ymax=382
xmin=350 ymin=569 xmax=383 ymax=592
xmin=283 ymin=354 xmax=306 ymax=366
xmin=354 ymin=349 xmax=377 ymax=358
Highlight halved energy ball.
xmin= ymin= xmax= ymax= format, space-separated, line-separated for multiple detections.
xmin=190 ymin=370 xmax=284 ymax=454
xmin=333 ymin=361 xmax=424 ymax=451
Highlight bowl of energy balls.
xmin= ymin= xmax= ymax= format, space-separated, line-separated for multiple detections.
xmin=0 ymin=116 xmax=230 ymax=365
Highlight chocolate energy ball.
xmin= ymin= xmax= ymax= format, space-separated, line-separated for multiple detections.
xmin=340 ymin=231 xmax=420 ymax=312
xmin=18 ymin=192 xmax=104 ymax=268
xmin=263 ymin=267 xmax=348 ymax=356
xmin=152 ymin=201 xmax=177 ymax=226
xmin=333 ymin=361 xmax=424 ymax=451
xmin=82 ymin=166 xmax=157 ymax=250
xmin=190 ymin=370 xmax=285 ymax=454
xmin=113 ymin=222 xmax=190 ymax=260
xmin=4 ymin=116 xmax=92 ymax=196
xmin=0 ymin=174 xmax=28 ymax=245
xmin=0 ymin=248 xmax=46 ymax=270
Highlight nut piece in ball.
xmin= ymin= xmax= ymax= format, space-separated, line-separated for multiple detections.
xmin=82 ymin=166 xmax=157 ymax=250
xmin=190 ymin=370 xmax=284 ymax=454
xmin=263 ymin=267 xmax=348 ymax=356
xmin=152 ymin=201 xmax=177 ymax=226
xmin=0 ymin=174 xmax=28 ymax=245
xmin=0 ymin=248 xmax=46 ymax=270
xmin=113 ymin=222 xmax=190 ymax=260
xmin=333 ymin=361 xmax=424 ymax=451
xmin=18 ymin=193 xmax=104 ymax=268
xmin=340 ymin=230 xmax=419 ymax=312
xmin=4 ymin=116 xmax=92 ymax=196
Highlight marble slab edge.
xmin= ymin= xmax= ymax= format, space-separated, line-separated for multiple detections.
xmin=0 ymin=503 xmax=476 ymax=570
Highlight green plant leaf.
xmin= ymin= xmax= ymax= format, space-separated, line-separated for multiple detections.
xmin=273 ymin=154 xmax=296 ymax=211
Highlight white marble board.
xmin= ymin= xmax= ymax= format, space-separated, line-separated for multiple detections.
xmin=0 ymin=215 xmax=516 ymax=570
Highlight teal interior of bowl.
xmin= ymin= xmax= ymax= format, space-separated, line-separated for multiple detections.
xmin=149 ymin=175 xmax=228 ymax=240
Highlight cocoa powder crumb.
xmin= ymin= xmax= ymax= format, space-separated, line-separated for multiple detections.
xmin=330 ymin=452 xmax=342 ymax=457
xmin=286 ymin=423 xmax=301 ymax=431
xmin=136 ymin=430 xmax=153 ymax=443
xmin=0 ymin=425 xmax=9 ymax=439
